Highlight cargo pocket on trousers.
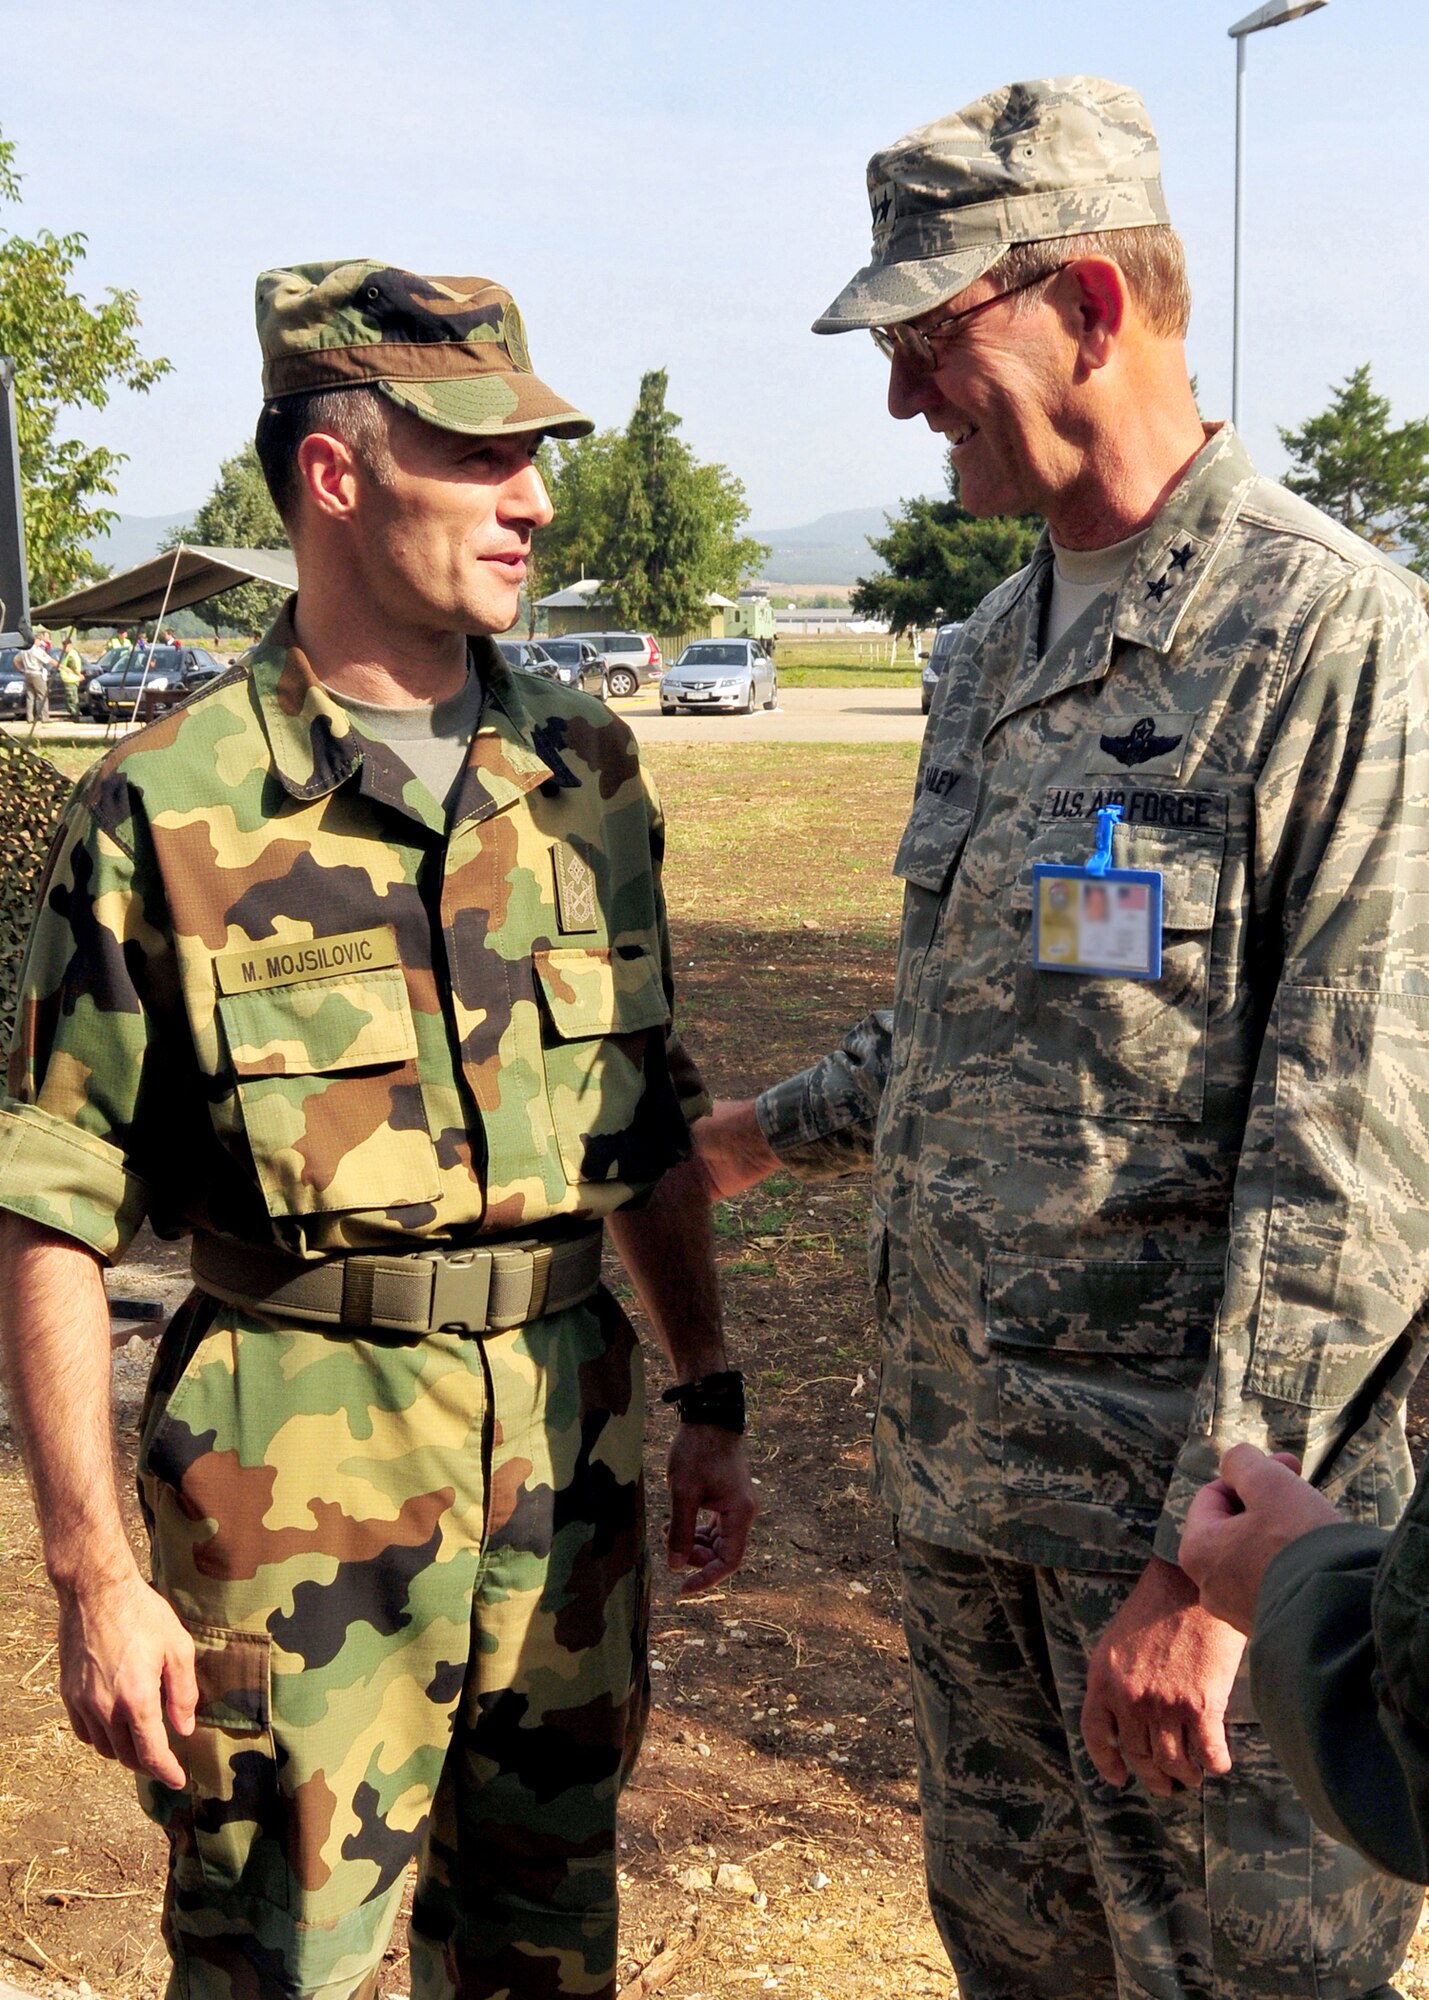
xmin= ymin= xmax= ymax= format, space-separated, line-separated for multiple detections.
xmin=184 ymin=1626 xmax=286 ymax=1906
xmin=534 ymin=944 xmax=672 ymax=1185
xmin=216 ymin=966 xmax=439 ymax=1218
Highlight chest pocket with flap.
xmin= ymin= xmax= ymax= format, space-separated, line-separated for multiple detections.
xmin=534 ymin=944 xmax=672 ymax=1186
xmin=1010 ymin=813 xmax=1224 ymax=1121
xmin=216 ymin=965 xmax=439 ymax=1217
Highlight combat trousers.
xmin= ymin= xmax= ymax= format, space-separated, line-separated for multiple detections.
xmin=136 ymin=1283 xmax=651 ymax=2000
xmin=897 ymin=1534 xmax=1419 ymax=2000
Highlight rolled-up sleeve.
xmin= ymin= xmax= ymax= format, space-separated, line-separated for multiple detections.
xmin=0 ymin=784 xmax=166 ymax=1261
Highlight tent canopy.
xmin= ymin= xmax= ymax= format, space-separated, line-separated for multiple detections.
xmin=31 ymin=544 xmax=298 ymax=627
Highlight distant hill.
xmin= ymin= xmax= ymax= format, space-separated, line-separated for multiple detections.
xmin=752 ymin=506 xmax=893 ymax=586
xmin=88 ymin=509 xmax=196 ymax=573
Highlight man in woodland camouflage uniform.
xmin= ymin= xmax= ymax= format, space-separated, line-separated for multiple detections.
xmin=694 ymin=78 xmax=1429 ymax=1999
xmin=0 ymin=263 xmax=755 ymax=2000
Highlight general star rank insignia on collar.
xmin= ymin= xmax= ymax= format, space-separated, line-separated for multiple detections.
xmin=1099 ymin=716 xmax=1184 ymax=768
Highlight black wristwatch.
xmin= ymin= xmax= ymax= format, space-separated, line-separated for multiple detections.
xmin=661 ymin=1369 xmax=746 ymax=1434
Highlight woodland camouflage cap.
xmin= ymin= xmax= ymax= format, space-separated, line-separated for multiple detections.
xmin=815 ymin=76 xmax=1170 ymax=332
xmin=255 ymin=261 xmax=594 ymax=439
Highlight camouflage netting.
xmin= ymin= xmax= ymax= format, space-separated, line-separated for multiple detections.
xmin=0 ymin=735 xmax=73 ymax=1052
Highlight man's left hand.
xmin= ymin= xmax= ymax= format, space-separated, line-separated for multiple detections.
xmin=666 ymin=1426 xmax=757 ymax=1595
xmin=1082 ymin=1554 xmax=1247 ymax=1797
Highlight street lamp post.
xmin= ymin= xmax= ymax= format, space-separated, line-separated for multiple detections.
xmin=1229 ymin=0 xmax=1329 ymax=428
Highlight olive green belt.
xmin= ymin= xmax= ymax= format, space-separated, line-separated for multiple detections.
xmin=191 ymin=1227 xmax=604 ymax=1336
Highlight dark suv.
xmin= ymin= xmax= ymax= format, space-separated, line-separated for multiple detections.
xmin=560 ymin=631 xmax=662 ymax=699
xmin=533 ymin=638 xmax=608 ymax=698
xmin=921 ymin=621 xmax=964 ymax=714
xmin=87 ymin=645 xmax=226 ymax=723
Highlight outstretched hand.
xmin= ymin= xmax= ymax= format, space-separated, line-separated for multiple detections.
xmin=690 ymin=1100 xmax=781 ymax=1201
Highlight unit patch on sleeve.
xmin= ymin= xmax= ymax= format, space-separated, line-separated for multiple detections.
xmin=1082 ymin=712 xmax=1200 ymax=778
xmin=553 ymin=844 xmax=600 ymax=933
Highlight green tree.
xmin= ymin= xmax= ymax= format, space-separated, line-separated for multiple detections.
xmin=0 ymin=129 xmax=171 ymax=602
xmin=1279 ymin=365 xmax=1429 ymax=574
xmin=853 ymin=456 xmax=1040 ymax=633
xmin=537 ymin=371 xmax=767 ymax=630
xmin=164 ymin=442 xmax=290 ymax=637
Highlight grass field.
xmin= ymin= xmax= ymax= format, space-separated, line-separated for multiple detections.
xmin=769 ymin=637 xmax=920 ymax=690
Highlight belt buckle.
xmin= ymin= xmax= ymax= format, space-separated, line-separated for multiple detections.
xmin=428 ymin=1248 xmax=494 ymax=1333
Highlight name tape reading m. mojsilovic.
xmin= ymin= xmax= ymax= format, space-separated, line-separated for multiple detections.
xmin=214 ymin=927 xmax=401 ymax=994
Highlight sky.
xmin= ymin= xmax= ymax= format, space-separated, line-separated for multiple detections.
xmin=1 ymin=0 xmax=1425 ymax=535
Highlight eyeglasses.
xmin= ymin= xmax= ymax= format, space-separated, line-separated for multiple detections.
xmin=870 ymin=268 xmax=1067 ymax=369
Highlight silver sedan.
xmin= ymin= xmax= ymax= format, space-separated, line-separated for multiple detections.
xmin=660 ymin=640 xmax=777 ymax=715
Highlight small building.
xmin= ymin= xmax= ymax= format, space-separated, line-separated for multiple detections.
xmin=533 ymin=579 xmax=757 ymax=646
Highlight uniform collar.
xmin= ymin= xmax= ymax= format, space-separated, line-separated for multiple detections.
xmin=1110 ymin=422 xmax=1258 ymax=654
xmin=250 ymin=599 xmax=562 ymax=825
xmin=985 ymin=424 xmax=1258 ymax=737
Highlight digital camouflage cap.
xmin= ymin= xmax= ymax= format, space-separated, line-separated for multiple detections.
xmin=814 ymin=76 xmax=1169 ymax=333
xmin=255 ymin=261 xmax=595 ymax=439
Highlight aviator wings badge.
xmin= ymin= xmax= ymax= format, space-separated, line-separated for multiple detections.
xmin=1098 ymin=716 xmax=1184 ymax=769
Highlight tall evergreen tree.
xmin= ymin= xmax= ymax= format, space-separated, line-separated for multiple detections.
xmin=853 ymin=450 xmax=1040 ymax=634
xmin=538 ymin=372 xmax=765 ymax=630
xmin=1279 ymin=365 xmax=1429 ymax=574
xmin=163 ymin=442 xmax=290 ymax=637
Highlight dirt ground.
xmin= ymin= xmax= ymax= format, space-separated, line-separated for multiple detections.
xmin=1 ymin=741 xmax=1427 ymax=1999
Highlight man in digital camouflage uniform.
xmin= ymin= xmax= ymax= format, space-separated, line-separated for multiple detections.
xmin=694 ymin=77 xmax=1429 ymax=1999
xmin=0 ymin=262 xmax=755 ymax=2000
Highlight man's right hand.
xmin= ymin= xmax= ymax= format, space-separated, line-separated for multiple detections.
xmin=691 ymin=1098 xmax=781 ymax=1199
xmin=58 ymin=1572 xmax=197 ymax=1790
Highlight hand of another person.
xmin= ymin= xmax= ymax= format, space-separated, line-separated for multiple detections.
xmin=690 ymin=1099 xmax=781 ymax=1200
xmin=1081 ymin=1554 xmax=1247 ymax=1798
xmin=665 ymin=1425 xmax=758 ymax=1595
xmin=1180 ymin=1443 xmax=1341 ymax=1636
xmin=58 ymin=1571 xmax=198 ymax=1790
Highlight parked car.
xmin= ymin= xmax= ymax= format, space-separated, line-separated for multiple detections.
xmin=532 ymin=637 xmax=608 ymax=698
xmin=0 ymin=647 xmax=103 ymax=721
xmin=660 ymin=639 xmax=777 ymax=715
xmin=561 ymin=630 xmax=662 ymax=699
xmin=921 ymin=620 xmax=964 ymax=714
xmin=86 ymin=644 xmax=226 ymax=723
xmin=494 ymin=637 xmax=561 ymax=684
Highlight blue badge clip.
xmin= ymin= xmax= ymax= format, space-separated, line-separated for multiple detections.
xmin=1087 ymin=803 xmax=1122 ymax=877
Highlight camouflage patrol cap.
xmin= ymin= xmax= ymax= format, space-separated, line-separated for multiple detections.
xmin=815 ymin=76 xmax=1169 ymax=333
xmin=255 ymin=261 xmax=594 ymax=439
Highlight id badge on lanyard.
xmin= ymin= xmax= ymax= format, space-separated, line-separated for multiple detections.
xmin=1031 ymin=805 xmax=1163 ymax=981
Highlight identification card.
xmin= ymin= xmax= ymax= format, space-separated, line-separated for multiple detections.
xmin=1031 ymin=865 xmax=1163 ymax=980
